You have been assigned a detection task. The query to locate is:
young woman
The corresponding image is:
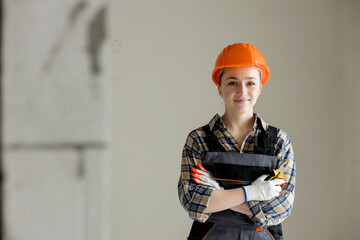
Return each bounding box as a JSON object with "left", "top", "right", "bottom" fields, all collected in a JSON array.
[{"left": 178, "top": 43, "right": 295, "bottom": 240}]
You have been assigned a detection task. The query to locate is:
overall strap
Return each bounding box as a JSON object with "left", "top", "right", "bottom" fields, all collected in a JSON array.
[
  {"left": 201, "top": 124, "right": 227, "bottom": 152},
  {"left": 264, "top": 125, "right": 278, "bottom": 155},
  {"left": 254, "top": 125, "right": 279, "bottom": 156}
]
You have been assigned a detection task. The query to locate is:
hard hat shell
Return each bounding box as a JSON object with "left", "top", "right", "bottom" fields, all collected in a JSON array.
[{"left": 211, "top": 43, "right": 270, "bottom": 86}]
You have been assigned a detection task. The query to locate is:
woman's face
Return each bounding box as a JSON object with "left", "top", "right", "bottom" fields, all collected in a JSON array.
[{"left": 218, "top": 66, "right": 262, "bottom": 115}]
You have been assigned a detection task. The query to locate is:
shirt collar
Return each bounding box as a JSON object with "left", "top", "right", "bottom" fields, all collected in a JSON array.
[
  {"left": 208, "top": 114, "right": 223, "bottom": 131},
  {"left": 253, "top": 113, "right": 268, "bottom": 132},
  {"left": 208, "top": 113, "right": 268, "bottom": 132}
]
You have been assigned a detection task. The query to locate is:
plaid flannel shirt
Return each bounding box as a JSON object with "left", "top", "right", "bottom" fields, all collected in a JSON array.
[{"left": 177, "top": 113, "right": 296, "bottom": 228}]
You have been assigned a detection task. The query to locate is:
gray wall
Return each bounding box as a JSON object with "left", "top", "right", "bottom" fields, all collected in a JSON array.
[{"left": 110, "top": 0, "right": 360, "bottom": 240}]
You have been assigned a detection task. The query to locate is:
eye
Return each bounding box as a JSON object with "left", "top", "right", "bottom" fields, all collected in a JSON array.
[
  {"left": 247, "top": 82, "right": 256, "bottom": 86},
  {"left": 228, "top": 81, "right": 237, "bottom": 86}
]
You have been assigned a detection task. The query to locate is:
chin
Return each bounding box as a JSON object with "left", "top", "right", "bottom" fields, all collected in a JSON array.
[{"left": 233, "top": 108, "right": 253, "bottom": 114}]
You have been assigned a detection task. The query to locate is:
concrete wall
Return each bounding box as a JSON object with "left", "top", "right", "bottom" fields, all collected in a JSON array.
[
  {"left": 110, "top": 0, "right": 360, "bottom": 239},
  {"left": 3, "top": 0, "right": 111, "bottom": 239}
]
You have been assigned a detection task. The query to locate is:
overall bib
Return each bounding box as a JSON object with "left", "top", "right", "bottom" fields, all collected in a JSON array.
[{"left": 187, "top": 121, "right": 283, "bottom": 240}]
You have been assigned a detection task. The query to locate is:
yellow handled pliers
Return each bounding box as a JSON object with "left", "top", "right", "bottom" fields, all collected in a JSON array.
[
  {"left": 265, "top": 169, "right": 284, "bottom": 181},
  {"left": 264, "top": 160, "right": 289, "bottom": 184}
]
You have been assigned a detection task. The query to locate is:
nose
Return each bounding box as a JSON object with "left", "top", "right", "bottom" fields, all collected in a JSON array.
[{"left": 236, "top": 83, "right": 247, "bottom": 95}]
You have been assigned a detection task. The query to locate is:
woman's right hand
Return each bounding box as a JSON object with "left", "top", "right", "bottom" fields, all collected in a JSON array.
[{"left": 242, "top": 175, "right": 285, "bottom": 202}]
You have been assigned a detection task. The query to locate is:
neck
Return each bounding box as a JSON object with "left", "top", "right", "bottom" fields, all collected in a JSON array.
[{"left": 221, "top": 110, "right": 255, "bottom": 134}]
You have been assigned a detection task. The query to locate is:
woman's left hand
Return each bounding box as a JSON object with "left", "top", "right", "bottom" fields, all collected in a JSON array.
[{"left": 191, "top": 164, "right": 224, "bottom": 190}]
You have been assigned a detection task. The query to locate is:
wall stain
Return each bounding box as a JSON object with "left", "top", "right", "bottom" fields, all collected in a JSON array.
[
  {"left": 42, "top": 1, "right": 88, "bottom": 74},
  {"left": 87, "top": 5, "right": 107, "bottom": 76},
  {"left": 69, "top": 1, "right": 87, "bottom": 23}
]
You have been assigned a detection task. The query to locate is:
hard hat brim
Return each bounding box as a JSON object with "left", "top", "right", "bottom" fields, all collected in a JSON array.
[{"left": 212, "top": 65, "right": 270, "bottom": 87}]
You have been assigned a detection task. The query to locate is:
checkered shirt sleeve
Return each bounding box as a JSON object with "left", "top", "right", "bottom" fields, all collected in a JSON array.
[{"left": 177, "top": 130, "right": 216, "bottom": 222}]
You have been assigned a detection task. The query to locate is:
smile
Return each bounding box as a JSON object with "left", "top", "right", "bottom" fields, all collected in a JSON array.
[{"left": 234, "top": 99, "right": 249, "bottom": 103}]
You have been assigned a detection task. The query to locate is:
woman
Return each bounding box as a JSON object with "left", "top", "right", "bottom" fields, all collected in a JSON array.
[{"left": 178, "top": 43, "right": 295, "bottom": 240}]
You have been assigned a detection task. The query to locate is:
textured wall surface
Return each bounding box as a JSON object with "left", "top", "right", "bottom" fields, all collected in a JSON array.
[
  {"left": 110, "top": 0, "right": 360, "bottom": 239},
  {"left": 3, "top": 0, "right": 111, "bottom": 239}
]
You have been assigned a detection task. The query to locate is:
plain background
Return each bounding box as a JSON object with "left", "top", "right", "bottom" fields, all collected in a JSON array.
[{"left": 110, "top": 1, "right": 360, "bottom": 239}]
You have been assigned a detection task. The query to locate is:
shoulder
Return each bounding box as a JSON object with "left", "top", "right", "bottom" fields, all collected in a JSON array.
[
  {"left": 257, "top": 114, "right": 293, "bottom": 151},
  {"left": 276, "top": 128, "right": 292, "bottom": 144},
  {"left": 256, "top": 113, "right": 292, "bottom": 146},
  {"left": 262, "top": 122, "right": 295, "bottom": 162},
  {"left": 186, "top": 127, "right": 205, "bottom": 142},
  {"left": 183, "top": 125, "right": 207, "bottom": 153},
  {"left": 183, "top": 113, "right": 221, "bottom": 152},
  {"left": 185, "top": 113, "right": 221, "bottom": 142},
  {"left": 271, "top": 127, "right": 293, "bottom": 155}
]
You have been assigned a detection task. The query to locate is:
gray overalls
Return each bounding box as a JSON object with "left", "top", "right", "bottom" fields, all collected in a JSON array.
[{"left": 187, "top": 121, "right": 283, "bottom": 240}]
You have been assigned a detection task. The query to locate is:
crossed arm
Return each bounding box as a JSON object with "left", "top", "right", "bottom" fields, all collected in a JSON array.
[{"left": 203, "top": 188, "right": 251, "bottom": 215}]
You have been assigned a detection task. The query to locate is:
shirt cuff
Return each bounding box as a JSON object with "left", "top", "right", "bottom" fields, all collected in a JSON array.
[
  {"left": 189, "top": 186, "right": 216, "bottom": 222},
  {"left": 247, "top": 201, "right": 267, "bottom": 227}
]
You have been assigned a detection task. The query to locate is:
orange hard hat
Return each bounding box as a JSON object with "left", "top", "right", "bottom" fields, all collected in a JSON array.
[{"left": 211, "top": 43, "right": 270, "bottom": 86}]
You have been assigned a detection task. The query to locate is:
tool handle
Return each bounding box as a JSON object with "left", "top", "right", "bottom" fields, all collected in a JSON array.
[
  {"left": 265, "top": 169, "right": 285, "bottom": 186},
  {"left": 265, "top": 169, "right": 278, "bottom": 181},
  {"left": 264, "top": 175, "right": 273, "bottom": 181}
]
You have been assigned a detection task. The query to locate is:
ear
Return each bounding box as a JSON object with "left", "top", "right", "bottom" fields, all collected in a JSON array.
[{"left": 218, "top": 86, "right": 223, "bottom": 98}]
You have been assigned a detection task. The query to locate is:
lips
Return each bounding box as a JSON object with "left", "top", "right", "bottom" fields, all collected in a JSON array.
[{"left": 234, "top": 99, "right": 249, "bottom": 103}]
